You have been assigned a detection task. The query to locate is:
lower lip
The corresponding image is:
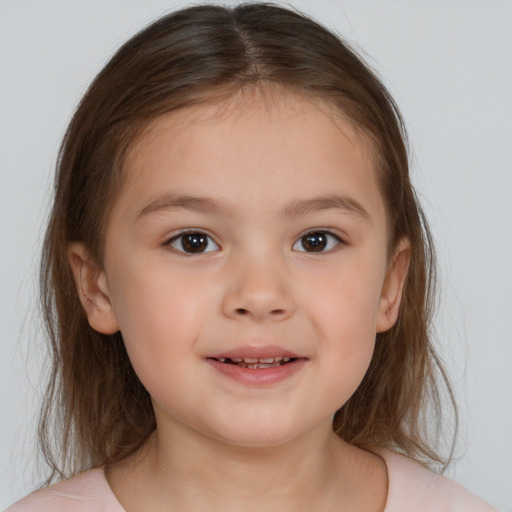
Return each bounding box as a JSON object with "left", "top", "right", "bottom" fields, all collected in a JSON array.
[{"left": 207, "top": 358, "right": 306, "bottom": 386}]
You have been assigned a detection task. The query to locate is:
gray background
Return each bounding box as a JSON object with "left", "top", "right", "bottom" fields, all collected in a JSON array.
[{"left": 1, "top": 1, "right": 511, "bottom": 510}]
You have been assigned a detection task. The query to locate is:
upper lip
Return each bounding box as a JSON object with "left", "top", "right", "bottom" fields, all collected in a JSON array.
[{"left": 208, "top": 345, "right": 305, "bottom": 360}]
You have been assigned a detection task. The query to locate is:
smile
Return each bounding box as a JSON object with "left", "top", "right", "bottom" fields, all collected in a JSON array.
[
  {"left": 212, "top": 356, "right": 295, "bottom": 369},
  {"left": 206, "top": 348, "right": 306, "bottom": 386}
]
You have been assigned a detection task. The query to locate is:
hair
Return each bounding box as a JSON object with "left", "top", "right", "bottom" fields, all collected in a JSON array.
[{"left": 39, "top": 2, "right": 456, "bottom": 483}]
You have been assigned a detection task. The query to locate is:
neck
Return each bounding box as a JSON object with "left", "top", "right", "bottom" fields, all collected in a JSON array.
[{"left": 106, "top": 419, "right": 387, "bottom": 512}]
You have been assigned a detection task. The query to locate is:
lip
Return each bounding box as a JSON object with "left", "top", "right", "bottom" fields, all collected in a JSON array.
[
  {"left": 206, "top": 345, "right": 307, "bottom": 386},
  {"left": 208, "top": 345, "right": 303, "bottom": 360}
]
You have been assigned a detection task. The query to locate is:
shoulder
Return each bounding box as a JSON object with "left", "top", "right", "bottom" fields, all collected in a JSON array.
[
  {"left": 5, "top": 468, "right": 125, "bottom": 512},
  {"left": 380, "top": 450, "right": 498, "bottom": 512}
]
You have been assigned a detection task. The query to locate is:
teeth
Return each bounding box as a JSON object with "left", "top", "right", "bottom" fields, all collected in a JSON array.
[
  {"left": 216, "top": 356, "right": 295, "bottom": 366},
  {"left": 240, "top": 357, "right": 290, "bottom": 364}
]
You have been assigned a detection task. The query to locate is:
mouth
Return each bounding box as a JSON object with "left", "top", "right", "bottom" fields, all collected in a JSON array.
[
  {"left": 206, "top": 346, "right": 307, "bottom": 385},
  {"left": 208, "top": 356, "right": 298, "bottom": 370}
]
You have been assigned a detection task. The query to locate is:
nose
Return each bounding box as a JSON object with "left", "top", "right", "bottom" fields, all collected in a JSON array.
[{"left": 221, "top": 253, "right": 296, "bottom": 322}]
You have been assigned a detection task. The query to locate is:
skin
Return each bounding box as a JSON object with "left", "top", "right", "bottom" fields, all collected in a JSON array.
[{"left": 70, "top": 91, "right": 410, "bottom": 512}]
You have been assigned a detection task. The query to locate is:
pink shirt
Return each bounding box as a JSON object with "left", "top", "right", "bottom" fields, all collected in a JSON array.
[{"left": 6, "top": 450, "right": 498, "bottom": 511}]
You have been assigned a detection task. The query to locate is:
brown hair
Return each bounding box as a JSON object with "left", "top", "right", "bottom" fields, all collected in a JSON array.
[{"left": 39, "top": 2, "right": 456, "bottom": 482}]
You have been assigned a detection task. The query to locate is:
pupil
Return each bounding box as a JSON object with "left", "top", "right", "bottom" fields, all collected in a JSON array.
[
  {"left": 302, "top": 233, "right": 326, "bottom": 252},
  {"left": 182, "top": 234, "right": 207, "bottom": 253}
]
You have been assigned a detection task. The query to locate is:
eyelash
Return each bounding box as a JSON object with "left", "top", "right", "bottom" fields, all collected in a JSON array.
[
  {"left": 166, "top": 231, "right": 220, "bottom": 254},
  {"left": 294, "top": 230, "right": 343, "bottom": 253},
  {"left": 165, "top": 229, "right": 344, "bottom": 255}
]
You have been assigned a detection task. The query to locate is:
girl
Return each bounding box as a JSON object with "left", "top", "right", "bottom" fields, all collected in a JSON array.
[{"left": 6, "top": 3, "right": 498, "bottom": 511}]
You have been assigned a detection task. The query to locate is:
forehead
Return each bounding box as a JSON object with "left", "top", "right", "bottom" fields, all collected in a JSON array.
[
  {"left": 116, "top": 90, "right": 385, "bottom": 224},
  {"left": 126, "top": 87, "right": 374, "bottom": 166}
]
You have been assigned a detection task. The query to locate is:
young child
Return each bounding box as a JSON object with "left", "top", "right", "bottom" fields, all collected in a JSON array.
[{"left": 7, "top": 3, "right": 498, "bottom": 511}]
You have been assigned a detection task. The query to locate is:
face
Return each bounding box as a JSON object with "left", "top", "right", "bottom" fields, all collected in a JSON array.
[{"left": 71, "top": 92, "right": 409, "bottom": 448}]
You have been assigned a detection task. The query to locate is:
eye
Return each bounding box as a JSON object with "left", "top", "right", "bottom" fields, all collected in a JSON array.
[
  {"left": 293, "top": 231, "right": 342, "bottom": 253},
  {"left": 167, "top": 232, "right": 220, "bottom": 254}
]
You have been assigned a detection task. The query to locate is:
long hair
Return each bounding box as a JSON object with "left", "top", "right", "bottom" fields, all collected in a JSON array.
[{"left": 39, "top": 2, "right": 456, "bottom": 482}]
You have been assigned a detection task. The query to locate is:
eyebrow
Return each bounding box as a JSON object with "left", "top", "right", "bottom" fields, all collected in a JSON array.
[{"left": 137, "top": 193, "right": 370, "bottom": 220}]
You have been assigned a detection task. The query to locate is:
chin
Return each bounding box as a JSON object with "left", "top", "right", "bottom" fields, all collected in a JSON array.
[{"left": 200, "top": 415, "right": 319, "bottom": 450}]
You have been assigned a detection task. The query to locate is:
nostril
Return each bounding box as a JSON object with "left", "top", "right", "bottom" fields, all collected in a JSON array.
[{"left": 234, "top": 308, "right": 286, "bottom": 317}]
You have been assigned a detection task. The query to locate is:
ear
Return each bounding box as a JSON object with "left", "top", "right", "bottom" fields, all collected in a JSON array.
[
  {"left": 68, "top": 242, "right": 120, "bottom": 334},
  {"left": 376, "top": 238, "right": 411, "bottom": 333}
]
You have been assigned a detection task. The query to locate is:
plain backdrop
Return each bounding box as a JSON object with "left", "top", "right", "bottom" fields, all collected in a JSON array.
[{"left": 1, "top": 0, "right": 511, "bottom": 510}]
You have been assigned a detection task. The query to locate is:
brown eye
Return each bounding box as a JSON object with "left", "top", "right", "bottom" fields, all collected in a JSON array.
[
  {"left": 293, "top": 231, "right": 341, "bottom": 253},
  {"left": 169, "top": 232, "right": 219, "bottom": 254}
]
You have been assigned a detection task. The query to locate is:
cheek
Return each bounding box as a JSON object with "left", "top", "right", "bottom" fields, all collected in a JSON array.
[
  {"left": 107, "top": 260, "right": 211, "bottom": 376},
  {"left": 299, "top": 257, "right": 384, "bottom": 397},
  {"left": 316, "top": 310, "right": 377, "bottom": 413},
  {"left": 302, "top": 253, "right": 385, "bottom": 334}
]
